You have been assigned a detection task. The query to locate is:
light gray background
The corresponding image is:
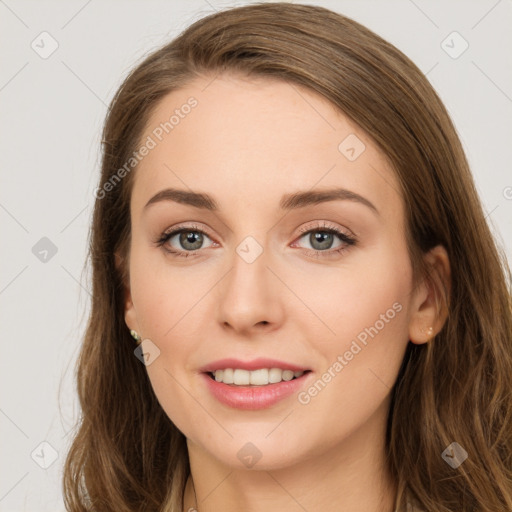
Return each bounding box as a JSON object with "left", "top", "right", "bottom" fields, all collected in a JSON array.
[{"left": 1, "top": 0, "right": 511, "bottom": 510}]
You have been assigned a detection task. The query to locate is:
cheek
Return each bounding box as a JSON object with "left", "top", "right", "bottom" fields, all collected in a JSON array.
[
  {"left": 303, "top": 245, "right": 411, "bottom": 349},
  {"left": 294, "top": 266, "right": 410, "bottom": 446},
  {"left": 128, "top": 246, "right": 211, "bottom": 431},
  {"left": 128, "top": 243, "right": 198, "bottom": 337},
  {"left": 310, "top": 245, "right": 412, "bottom": 394}
]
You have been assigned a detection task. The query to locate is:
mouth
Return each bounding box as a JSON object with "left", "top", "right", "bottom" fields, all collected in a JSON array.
[
  {"left": 199, "top": 358, "right": 313, "bottom": 409},
  {"left": 205, "top": 368, "right": 313, "bottom": 387}
]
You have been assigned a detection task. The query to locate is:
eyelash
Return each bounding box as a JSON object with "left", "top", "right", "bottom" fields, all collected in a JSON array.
[{"left": 154, "top": 222, "right": 357, "bottom": 259}]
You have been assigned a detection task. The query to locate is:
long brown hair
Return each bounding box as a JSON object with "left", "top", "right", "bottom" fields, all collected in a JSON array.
[{"left": 62, "top": 3, "right": 512, "bottom": 511}]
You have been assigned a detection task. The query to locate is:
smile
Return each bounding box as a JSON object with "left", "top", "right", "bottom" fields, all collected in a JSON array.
[
  {"left": 210, "top": 368, "right": 307, "bottom": 386},
  {"left": 202, "top": 370, "right": 313, "bottom": 410}
]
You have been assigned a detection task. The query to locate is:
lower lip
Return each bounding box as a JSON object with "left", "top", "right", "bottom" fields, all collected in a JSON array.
[{"left": 202, "top": 372, "right": 312, "bottom": 410}]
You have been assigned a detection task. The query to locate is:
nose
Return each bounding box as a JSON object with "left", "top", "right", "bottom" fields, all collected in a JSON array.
[{"left": 216, "top": 244, "right": 284, "bottom": 336}]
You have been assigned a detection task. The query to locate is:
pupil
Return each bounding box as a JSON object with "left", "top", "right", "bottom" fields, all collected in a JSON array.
[
  {"left": 180, "top": 231, "right": 203, "bottom": 250},
  {"left": 311, "top": 231, "right": 333, "bottom": 250}
]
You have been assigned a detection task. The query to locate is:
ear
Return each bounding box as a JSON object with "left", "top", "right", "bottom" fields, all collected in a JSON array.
[
  {"left": 115, "top": 250, "right": 139, "bottom": 333},
  {"left": 408, "top": 245, "right": 451, "bottom": 344}
]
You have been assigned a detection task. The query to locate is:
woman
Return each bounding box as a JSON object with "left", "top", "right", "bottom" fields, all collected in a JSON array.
[{"left": 62, "top": 3, "right": 512, "bottom": 511}]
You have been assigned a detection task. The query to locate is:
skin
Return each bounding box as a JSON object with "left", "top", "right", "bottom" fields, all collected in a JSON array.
[{"left": 122, "top": 73, "right": 450, "bottom": 512}]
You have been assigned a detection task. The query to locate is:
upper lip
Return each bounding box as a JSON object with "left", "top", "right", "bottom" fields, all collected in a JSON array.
[{"left": 199, "top": 358, "right": 311, "bottom": 373}]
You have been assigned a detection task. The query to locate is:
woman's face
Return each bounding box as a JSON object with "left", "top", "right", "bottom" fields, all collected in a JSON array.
[{"left": 123, "top": 73, "right": 428, "bottom": 470}]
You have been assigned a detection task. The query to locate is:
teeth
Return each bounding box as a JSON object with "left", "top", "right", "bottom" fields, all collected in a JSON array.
[
  {"left": 234, "top": 369, "right": 250, "bottom": 385},
  {"left": 248, "top": 368, "right": 267, "bottom": 385},
  {"left": 212, "top": 368, "right": 305, "bottom": 386}
]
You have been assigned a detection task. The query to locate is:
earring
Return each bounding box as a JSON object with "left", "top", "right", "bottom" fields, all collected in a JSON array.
[
  {"left": 130, "top": 329, "right": 142, "bottom": 345},
  {"left": 421, "top": 326, "right": 434, "bottom": 340}
]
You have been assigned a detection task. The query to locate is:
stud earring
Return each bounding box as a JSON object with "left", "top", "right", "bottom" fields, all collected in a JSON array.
[
  {"left": 421, "top": 326, "right": 434, "bottom": 340},
  {"left": 130, "top": 329, "right": 142, "bottom": 345}
]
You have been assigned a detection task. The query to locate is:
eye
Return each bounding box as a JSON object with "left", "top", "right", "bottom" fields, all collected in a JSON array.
[
  {"left": 292, "top": 222, "right": 357, "bottom": 258},
  {"left": 155, "top": 224, "right": 215, "bottom": 258}
]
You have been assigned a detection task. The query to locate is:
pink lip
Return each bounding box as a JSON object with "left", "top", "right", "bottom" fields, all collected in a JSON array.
[
  {"left": 199, "top": 358, "right": 310, "bottom": 373},
  {"left": 201, "top": 371, "right": 313, "bottom": 410}
]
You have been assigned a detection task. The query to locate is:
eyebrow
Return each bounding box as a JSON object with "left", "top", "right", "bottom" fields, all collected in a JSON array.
[{"left": 143, "top": 187, "right": 379, "bottom": 215}]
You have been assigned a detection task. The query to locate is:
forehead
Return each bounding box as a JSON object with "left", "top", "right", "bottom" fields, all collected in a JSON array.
[{"left": 132, "top": 73, "right": 402, "bottom": 221}]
